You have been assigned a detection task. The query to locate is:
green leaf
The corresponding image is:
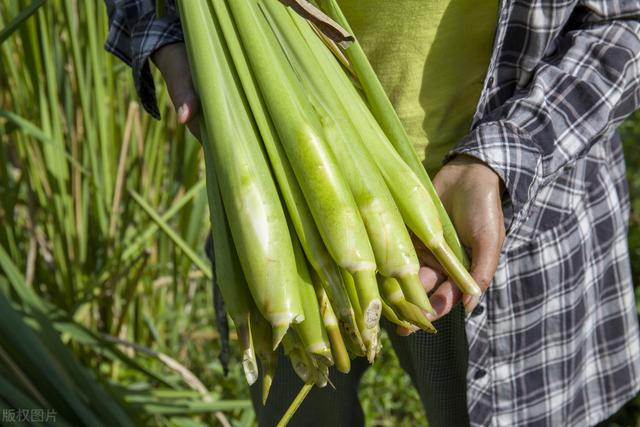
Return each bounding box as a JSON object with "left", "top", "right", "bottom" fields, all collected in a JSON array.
[{"left": 0, "top": 0, "right": 46, "bottom": 45}]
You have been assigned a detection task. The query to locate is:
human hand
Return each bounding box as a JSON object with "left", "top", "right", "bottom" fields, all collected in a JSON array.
[
  {"left": 152, "top": 42, "right": 201, "bottom": 140},
  {"left": 414, "top": 154, "right": 505, "bottom": 324}
]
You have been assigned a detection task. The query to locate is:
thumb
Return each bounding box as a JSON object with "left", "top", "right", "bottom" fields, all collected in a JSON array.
[
  {"left": 152, "top": 43, "right": 201, "bottom": 138},
  {"left": 175, "top": 93, "right": 199, "bottom": 125},
  {"left": 462, "top": 230, "right": 504, "bottom": 314}
]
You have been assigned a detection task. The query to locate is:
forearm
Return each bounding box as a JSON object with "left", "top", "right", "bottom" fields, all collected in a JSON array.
[
  {"left": 104, "top": 0, "right": 184, "bottom": 118},
  {"left": 452, "top": 3, "right": 640, "bottom": 234}
]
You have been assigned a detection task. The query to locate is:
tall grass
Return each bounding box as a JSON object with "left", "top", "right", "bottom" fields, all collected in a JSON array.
[{"left": 0, "top": 1, "right": 252, "bottom": 425}]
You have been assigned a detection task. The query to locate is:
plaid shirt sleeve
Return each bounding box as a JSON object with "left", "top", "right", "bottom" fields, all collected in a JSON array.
[
  {"left": 452, "top": 1, "right": 640, "bottom": 236},
  {"left": 104, "top": 0, "right": 183, "bottom": 119}
]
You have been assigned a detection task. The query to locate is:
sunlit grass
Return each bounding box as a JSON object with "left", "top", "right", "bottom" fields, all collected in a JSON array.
[{"left": 0, "top": 1, "right": 250, "bottom": 425}]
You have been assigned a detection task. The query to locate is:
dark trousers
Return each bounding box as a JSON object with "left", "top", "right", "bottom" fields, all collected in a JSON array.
[{"left": 249, "top": 305, "right": 469, "bottom": 427}]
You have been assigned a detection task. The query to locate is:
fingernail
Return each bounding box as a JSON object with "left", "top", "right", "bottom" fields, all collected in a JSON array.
[
  {"left": 397, "top": 327, "right": 414, "bottom": 337},
  {"left": 465, "top": 296, "right": 479, "bottom": 314},
  {"left": 177, "top": 104, "right": 188, "bottom": 123},
  {"left": 430, "top": 295, "right": 446, "bottom": 314}
]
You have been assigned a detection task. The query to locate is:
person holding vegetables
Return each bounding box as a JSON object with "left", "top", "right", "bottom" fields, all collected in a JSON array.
[{"left": 105, "top": 0, "right": 640, "bottom": 426}]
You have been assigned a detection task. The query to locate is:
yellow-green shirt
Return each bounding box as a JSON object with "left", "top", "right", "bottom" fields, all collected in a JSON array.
[{"left": 338, "top": 0, "right": 498, "bottom": 176}]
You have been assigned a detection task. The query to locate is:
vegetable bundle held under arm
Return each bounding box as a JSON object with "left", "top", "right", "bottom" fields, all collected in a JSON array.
[
  {"left": 177, "top": 0, "right": 482, "bottom": 423},
  {"left": 209, "top": 0, "right": 364, "bottom": 353}
]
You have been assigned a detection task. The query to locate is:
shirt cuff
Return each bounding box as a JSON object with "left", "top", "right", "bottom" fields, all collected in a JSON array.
[
  {"left": 130, "top": 11, "right": 183, "bottom": 119},
  {"left": 447, "top": 121, "right": 544, "bottom": 233}
]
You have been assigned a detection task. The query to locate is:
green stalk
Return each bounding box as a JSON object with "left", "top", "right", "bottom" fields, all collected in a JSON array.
[
  {"left": 129, "top": 189, "right": 212, "bottom": 278},
  {"left": 120, "top": 180, "right": 205, "bottom": 264},
  {"left": 381, "top": 300, "right": 416, "bottom": 331},
  {"left": 37, "top": 8, "right": 75, "bottom": 297},
  {"left": 226, "top": 0, "right": 382, "bottom": 330},
  {"left": 202, "top": 130, "right": 257, "bottom": 385},
  {"left": 0, "top": 0, "right": 45, "bottom": 44},
  {"left": 357, "top": 121, "right": 480, "bottom": 296},
  {"left": 378, "top": 276, "right": 436, "bottom": 333},
  {"left": 341, "top": 269, "right": 376, "bottom": 361},
  {"left": 311, "top": 270, "right": 350, "bottom": 373},
  {"left": 202, "top": 139, "right": 250, "bottom": 318},
  {"left": 261, "top": 354, "right": 277, "bottom": 405},
  {"left": 340, "top": 267, "right": 365, "bottom": 357},
  {"left": 178, "top": 0, "right": 304, "bottom": 332},
  {"left": 276, "top": 382, "right": 314, "bottom": 427},
  {"left": 250, "top": 305, "right": 277, "bottom": 403},
  {"left": 86, "top": 0, "right": 114, "bottom": 205},
  {"left": 290, "top": 235, "right": 332, "bottom": 362},
  {"left": 319, "top": 0, "right": 469, "bottom": 268}
]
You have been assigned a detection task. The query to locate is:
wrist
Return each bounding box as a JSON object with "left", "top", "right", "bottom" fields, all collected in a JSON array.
[
  {"left": 446, "top": 154, "right": 505, "bottom": 194},
  {"left": 151, "top": 42, "right": 186, "bottom": 72}
]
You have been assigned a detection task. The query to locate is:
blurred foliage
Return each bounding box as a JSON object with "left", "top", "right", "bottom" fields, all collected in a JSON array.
[
  {"left": 359, "top": 333, "right": 427, "bottom": 426},
  {"left": 599, "top": 113, "right": 640, "bottom": 427},
  {"left": 621, "top": 112, "right": 640, "bottom": 282},
  {"left": 0, "top": 1, "right": 251, "bottom": 425}
]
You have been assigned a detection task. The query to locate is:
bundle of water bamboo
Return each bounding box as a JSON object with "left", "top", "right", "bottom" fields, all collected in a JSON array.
[{"left": 177, "top": 0, "right": 480, "bottom": 422}]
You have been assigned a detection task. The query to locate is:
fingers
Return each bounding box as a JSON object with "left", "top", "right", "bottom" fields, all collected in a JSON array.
[
  {"left": 415, "top": 230, "right": 502, "bottom": 318},
  {"left": 395, "top": 325, "right": 418, "bottom": 336},
  {"left": 413, "top": 155, "right": 506, "bottom": 319},
  {"left": 175, "top": 92, "right": 199, "bottom": 125},
  {"left": 415, "top": 234, "right": 446, "bottom": 293},
  {"left": 152, "top": 43, "right": 202, "bottom": 140},
  {"left": 418, "top": 265, "right": 446, "bottom": 294},
  {"left": 426, "top": 280, "right": 463, "bottom": 322},
  {"left": 176, "top": 96, "right": 201, "bottom": 140},
  {"left": 462, "top": 227, "right": 505, "bottom": 314},
  {"left": 394, "top": 278, "right": 462, "bottom": 332}
]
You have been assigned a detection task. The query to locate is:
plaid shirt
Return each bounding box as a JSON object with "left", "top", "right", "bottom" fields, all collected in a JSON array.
[{"left": 105, "top": 1, "right": 640, "bottom": 426}]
